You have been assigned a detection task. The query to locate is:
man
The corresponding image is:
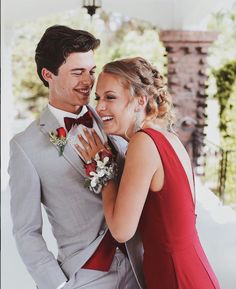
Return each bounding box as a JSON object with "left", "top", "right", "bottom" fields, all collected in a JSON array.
[{"left": 8, "top": 25, "right": 145, "bottom": 289}]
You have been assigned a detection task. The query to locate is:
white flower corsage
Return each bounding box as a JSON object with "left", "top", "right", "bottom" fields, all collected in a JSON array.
[{"left": 84, "top": 150, "right": 117, "bottom": 194}]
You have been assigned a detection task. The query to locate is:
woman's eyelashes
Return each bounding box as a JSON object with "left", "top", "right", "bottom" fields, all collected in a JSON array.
[
  {"left": 94, "top": 94, "right": 117, "bottom": 101},
  {"left": 106, "top": 95, "right": 117, "bottom": 100}
]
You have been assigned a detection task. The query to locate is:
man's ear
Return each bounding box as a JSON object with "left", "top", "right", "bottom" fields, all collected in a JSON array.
[
  {"left": 41, "top": 68, "right": 53, "bottom": 83},
  {"left": 135, "top": 95, "right": 147, "bottom": 112}
]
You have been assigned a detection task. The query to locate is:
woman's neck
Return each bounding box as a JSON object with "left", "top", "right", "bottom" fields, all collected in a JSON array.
[
  {"left": 142, "top": 121, "right": 165, "bottom": 131},
  {"left": 122, "top": 121, "right": 165, "bottom": 142}
]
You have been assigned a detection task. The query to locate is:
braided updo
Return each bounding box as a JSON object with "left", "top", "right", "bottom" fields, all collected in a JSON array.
[{"left": 102, "top": 57, "right": 174, "bottom": 128}]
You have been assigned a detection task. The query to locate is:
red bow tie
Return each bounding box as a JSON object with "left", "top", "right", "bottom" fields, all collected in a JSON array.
[{"left": 64, "top": 110, "right": 93, "bottom": 132}]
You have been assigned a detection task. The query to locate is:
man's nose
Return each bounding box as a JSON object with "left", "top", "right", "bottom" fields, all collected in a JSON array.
[{"left": 81, "top": 73, "right": 94, "bottom": 86}]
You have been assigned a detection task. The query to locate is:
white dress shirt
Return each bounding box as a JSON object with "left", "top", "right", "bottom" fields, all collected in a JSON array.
[
  {"left": 48, "top": 104, "right": 88, "bottom": 128},
  {"left": 48, "top": 104, "right": 107, "bottom": 161}
]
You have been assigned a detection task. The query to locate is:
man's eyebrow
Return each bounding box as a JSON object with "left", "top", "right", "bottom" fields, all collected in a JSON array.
[{"left": 70, "top": 66, "right": 97, "bottom": 72}]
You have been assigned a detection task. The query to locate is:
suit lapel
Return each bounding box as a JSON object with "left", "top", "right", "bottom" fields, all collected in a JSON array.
[
  {"left": 87, "top": 104, "right": 108, "bottom": 142},
  {"left": 39, "top": 107, "right": 86, "bottom": 177}
]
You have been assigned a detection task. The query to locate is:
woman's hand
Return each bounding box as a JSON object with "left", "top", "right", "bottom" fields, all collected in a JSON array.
[{"left": 75, "top": 128, "right": 111, "bottom": 163}]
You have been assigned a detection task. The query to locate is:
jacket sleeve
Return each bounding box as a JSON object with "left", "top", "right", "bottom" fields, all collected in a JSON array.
[
  {"left": 109, "top": 135, "right": 128, "bottom": 182},
  {"left": 8, "top": 139, "right": 67, "bottom": 289}
]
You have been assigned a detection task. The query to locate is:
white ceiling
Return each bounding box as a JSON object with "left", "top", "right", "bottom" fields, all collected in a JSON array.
[{"left": 2, "top": 0, "right": 235, "bottom": 30}]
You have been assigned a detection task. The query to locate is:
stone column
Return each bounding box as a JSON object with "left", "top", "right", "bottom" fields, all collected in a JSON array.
[{"left": 159, "top": 30, "right": 218, "bottom": 168}]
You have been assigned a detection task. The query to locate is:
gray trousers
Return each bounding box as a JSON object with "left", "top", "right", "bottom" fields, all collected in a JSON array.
[{"left": 64, "top": 249, "right": 140, "bottom": 289}]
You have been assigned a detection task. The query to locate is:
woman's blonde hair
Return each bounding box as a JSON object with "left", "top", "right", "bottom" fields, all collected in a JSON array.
[{"left": 102, "top": 57, "right": 174, "bottom": 129}]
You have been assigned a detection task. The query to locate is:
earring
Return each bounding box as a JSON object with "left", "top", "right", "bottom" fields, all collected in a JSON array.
[
  {"left": 124, "top": 128, "right": 131, "bottom": 141},
  {"left": 134, "top": 110, "right": 143, "bottom": 132}
]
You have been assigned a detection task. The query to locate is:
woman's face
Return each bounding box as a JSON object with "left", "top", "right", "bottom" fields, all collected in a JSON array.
[{"left": 95, "top": 72, "right": 136, "bottom": 137}]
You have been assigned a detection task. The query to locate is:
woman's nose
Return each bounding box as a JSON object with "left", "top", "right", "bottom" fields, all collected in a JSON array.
[{"left": 96, "top": 100, "right": 106, "bottom": 112}]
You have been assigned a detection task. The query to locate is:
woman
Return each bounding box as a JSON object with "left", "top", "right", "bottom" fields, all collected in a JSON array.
[{"left": 76, "top": 57, "right": 220, "bottom": 289}]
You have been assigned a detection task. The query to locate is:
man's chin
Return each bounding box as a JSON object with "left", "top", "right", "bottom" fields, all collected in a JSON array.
[{"left": 76, "top": 99, "right": 89, "bottom": 108}]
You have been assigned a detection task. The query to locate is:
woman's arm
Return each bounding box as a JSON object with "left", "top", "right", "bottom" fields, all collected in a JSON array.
[
  {"left": 102, "top": 132, "right": 160, "bottom": 242},
  {"left": 76, "top": 129, "right": 161, "bottom": 242}
]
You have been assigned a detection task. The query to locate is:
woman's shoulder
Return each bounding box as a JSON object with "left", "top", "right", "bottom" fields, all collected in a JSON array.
[
  {"left": 130, "top": 129, "right": 154, "bottom": 145},
  {"left": 126, "top": 129, "right": 162, "bottom": 173},
  {"left": 127, "top": 129, "right": 159, "bottom": 157}
]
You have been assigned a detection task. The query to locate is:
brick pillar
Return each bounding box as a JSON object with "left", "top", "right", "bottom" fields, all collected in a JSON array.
[{"left": 159, "top": 30, "right": 218, "bottom": 167}]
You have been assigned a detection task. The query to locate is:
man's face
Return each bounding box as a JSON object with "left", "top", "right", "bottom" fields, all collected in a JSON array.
[{"left": 48, "top": 50, "right": 96, "bottom": 113}]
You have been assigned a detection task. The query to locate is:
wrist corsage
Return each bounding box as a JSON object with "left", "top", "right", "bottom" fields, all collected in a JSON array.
[{"left": 84, "top": 150, "right": 118, "bottom": 194}]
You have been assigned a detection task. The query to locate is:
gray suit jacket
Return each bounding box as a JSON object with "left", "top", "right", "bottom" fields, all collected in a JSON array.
[{"left": 8, "top": 105, "right": 145, "bottom": 289}]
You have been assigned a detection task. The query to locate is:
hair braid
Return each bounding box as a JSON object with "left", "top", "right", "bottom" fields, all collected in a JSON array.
[{"left": 102, "top": 57, "right": 175, "bottom": 129}]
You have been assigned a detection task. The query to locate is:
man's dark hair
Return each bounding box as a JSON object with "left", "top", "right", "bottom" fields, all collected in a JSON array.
[{"left": 35, "top": 25, "right": 100, "bottom": 87}]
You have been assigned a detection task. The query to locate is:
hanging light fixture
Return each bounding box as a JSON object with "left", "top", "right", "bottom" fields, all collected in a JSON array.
[{"left": 82, "top": 0, "right": 102, "bottom": 18}]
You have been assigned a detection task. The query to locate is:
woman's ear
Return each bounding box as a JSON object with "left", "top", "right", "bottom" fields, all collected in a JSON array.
[
  {"left": 41, "top": 68, "right": 53, "bottom": 83},
  {"left": 135, "top": 95, "right": 147, "bottom": 112}
]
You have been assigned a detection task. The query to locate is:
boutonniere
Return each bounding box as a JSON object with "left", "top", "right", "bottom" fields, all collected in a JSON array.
[{"left": 49, "top": 127, "right": 68, "bottom": 156}]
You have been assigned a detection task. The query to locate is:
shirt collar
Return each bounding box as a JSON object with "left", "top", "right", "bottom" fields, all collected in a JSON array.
[{"left": 48, "top": 104, "right": 88, "bottom": 128}]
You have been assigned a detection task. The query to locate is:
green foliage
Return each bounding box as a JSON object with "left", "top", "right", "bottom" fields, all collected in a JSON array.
[
  {"left": 211, "top": 60, "right": 236, "bottom": 203},
  {"left": 213, "top": 60, "right": 236, "bottom": 137},
  {"left": 207, "top": 2, "right": 236, "bottom": 70},
  {"left": 205, "top": 4, "right": 236, "bottom": 203},
  {"left": 219, "top": 80, "right": 236, "bottom": 203}
]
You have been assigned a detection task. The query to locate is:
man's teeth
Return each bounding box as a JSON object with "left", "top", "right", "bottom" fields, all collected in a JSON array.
[
  {"left": 79, "top": 89, "right": 89, "bottom": 93},
  {"left": 101, "top": 116, "right": 113, "bottom": 121}
]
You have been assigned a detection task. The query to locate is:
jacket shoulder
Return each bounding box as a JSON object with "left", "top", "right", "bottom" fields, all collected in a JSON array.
[
  {"left": 109, "top": 135, "right": 128, "bottom": 155},
  {"left": 10, "top": 118, "right": 40, "bottom": 146}
]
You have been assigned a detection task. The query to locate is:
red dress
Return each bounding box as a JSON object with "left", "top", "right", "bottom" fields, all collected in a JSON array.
[{"left": 138, "top": 128, "right": 220, "bottom": 289}]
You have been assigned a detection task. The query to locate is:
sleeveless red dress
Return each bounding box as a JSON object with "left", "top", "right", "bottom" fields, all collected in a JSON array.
[{"left": 138, "top": 128, "right": 220, "bottom": 289}]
